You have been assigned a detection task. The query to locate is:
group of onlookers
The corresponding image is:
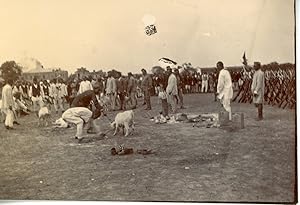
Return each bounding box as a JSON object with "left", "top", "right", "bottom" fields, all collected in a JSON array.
[{"left": 1, "top": 61, "right": 264, "bottom": 131}]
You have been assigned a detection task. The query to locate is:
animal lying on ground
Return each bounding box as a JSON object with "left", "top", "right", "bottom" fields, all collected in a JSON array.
[{"left": 110, "top": 110, "right": 134, "bottom": 137}]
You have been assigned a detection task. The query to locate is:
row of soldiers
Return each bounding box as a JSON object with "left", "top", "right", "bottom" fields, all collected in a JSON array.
[{"left": 233, "top": 64, "right": 295, "bottom": 109}]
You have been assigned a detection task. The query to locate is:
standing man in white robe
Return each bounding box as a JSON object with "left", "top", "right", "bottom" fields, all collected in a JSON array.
[
  {"left": 251, "top": 61, "right": 265, "bottom": 121},
  {"left": 166, "top": 67, "right": 178, "bottom": 114},
  {"left": 216, "top": 61, "right": 233, "bottom": 121},
  {"left": 1, "top": 79, "right": 17, "bottom": 129}
]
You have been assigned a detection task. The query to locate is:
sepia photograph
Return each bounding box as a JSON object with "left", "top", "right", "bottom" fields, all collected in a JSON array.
[{"left": 0, "top": 0, "right": 296, "bottom": 203}]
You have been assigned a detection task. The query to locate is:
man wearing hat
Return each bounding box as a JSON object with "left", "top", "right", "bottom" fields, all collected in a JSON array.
[
  {"left": 166, "top": 67, "right": 178, "bottom": 114},
  {"left": 251, "top": 61, "right": 265, "bottom": 121},
  {"left": 141, "top": 68, "right": 152, "bottom": 110}
]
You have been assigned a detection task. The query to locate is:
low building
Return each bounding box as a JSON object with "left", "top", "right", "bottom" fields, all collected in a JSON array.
[
  {"left": 74, "top": 67, "right": 106, "bottom": 80},
  {"left": 22, "top": 68, "right": 68, "bottom": 82}
]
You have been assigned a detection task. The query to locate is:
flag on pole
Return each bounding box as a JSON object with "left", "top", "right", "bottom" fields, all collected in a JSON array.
[{"left": 242, "top": 51, "right": 247, "bottom": 66}]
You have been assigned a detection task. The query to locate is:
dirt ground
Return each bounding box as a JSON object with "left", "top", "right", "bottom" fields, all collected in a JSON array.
[{"left": 0, "top": 93, "right": 296, "bottom": 202}]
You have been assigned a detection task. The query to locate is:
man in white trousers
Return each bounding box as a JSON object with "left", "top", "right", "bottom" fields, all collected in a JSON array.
[
  {"left": 201, "top": 72, "right": 208, "bottom": 93},
  {"left": 216, "top": 61, "right": 233, "bottom": 121},
  {"left": 166, "top": 67, "right": 178, "bottom": 114},
  {"left": 1, "top": 79, "right": 18, "bottom": 129},
  {"left": 62, "top": 107, "right": 102, "bottom": 141}
]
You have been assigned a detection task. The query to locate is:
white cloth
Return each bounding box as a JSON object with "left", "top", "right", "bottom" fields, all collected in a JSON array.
[
  {"left": 62, "top": 107, "right": 92, "bottom": 138},
  {"left": 158, "top": 91, "right": 167, "bottom": 100},
  {"left": 78, "top": 80, "right": 93, "bottom": 95},
  {"left": 5, "top": 109, "right": 14, "bottom": 127},
  {"left": 166, "top": 73, "right": 178, "bottom": 95},
  {"left": 217, "top": 68, "right": 233, "bottom": 113},
  {"left": 201, "top": 80, "right": 208, "bottom": 93},
  {"left": 12, "top": 86, "right": 19, "bottom": 96}
]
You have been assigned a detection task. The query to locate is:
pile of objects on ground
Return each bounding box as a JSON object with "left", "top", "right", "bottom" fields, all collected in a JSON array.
[{"left": 150, "top": 112, "right": 220, "bottom": 128}]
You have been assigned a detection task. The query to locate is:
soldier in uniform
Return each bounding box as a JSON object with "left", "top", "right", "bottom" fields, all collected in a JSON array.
[{"left": 251, "top": 61, "right": 265, "bottom": 121}]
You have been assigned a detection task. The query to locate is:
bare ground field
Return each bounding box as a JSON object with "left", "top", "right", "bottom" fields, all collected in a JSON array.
[{"left": 0, "top": 93, "right": 296, "bottom": 202}]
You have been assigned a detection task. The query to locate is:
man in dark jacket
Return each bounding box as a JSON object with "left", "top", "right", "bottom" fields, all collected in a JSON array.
[
  {"left": 71, "top": 83, "right": 103, "bottom": 133},
  {"left": 174, "top": 68, "right": 185, "bottom": 109},
  {"left": 141, "top": 68, "right": 152, "bottom": 110},
  {"left": 117, "top": 75, "right": 128, "bottom": 110},
  {"left": 127, "top": 72, "right": 138, "bottom": 109}
]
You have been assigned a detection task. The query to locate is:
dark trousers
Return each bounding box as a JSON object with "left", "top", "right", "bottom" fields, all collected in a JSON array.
[
  {"left": 255, "top": 103, "right": 263, "bottom": 119},
  {"left": 161, "top": 99, "right": 168, "bottom": 117},
  {"left": 144, "top": 89, "right": 151, "bottom": 109},
  {"left": 178, "top": 88, "right": 184, "bottom": 107},
  {"left": 118, "top": 92, "right": 126, "bottom": 110}
]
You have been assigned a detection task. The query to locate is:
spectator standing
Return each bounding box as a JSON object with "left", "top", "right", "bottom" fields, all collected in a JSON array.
[
  {"left": 106, "top": 71, "right": 117, "bottom": 111},
  {"left": 127, "top": 72, "right": 137, "bottom": 109},
  {"left": 141, "top": 68, "right": 152, "bottom": 110},
  {"left": 1, "top": 79, "right": 18, "bottom": 129},
  {"left": 174, "top": 68, "right": 185, "bottom": 109},
  {"left": 251, "top": 61, "right": 265, "bottom": 121},
  {"left": 166, "top": 67, "right": 178, "bottom": 114},
  {"left": 78, "top": 76, "right": 93, "bottom": 95},
  {"left": 29, "top": 77, "right": 43, "bottom": 116},
  {"left": 201, "top": 72, "right": 208, "bottom": 93},
  {"left": 117, "top": 75, "right": 128, "bottom": 110},
  {"left": 216, "top": 61, "right": 233, "bottom": 121}
]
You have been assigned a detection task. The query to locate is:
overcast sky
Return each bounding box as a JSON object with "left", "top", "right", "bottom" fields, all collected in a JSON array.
[{"left": 0, "top": 0, "right": 295, "bottom": 74}]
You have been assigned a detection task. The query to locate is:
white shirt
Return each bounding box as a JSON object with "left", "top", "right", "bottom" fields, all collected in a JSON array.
[{"left": 78, "top": 80, "right": 93, "bottom": 95}]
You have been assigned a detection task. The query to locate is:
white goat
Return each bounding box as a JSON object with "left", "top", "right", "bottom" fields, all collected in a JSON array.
[{"left": 110, "top": 110, "right": 135, "bottom": 137}]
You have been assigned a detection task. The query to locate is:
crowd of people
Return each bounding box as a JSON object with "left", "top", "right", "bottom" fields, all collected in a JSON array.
[{"left": 1, "top": 61, "right": 265, "bottom": 140}]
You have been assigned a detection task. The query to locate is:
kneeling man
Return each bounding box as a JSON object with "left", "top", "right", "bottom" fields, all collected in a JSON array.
[{"left": 62, "top": 107, "right": 102, "bottom": 141}]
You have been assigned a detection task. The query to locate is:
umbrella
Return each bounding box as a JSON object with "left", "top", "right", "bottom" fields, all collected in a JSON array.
[{"left": 158, "top": 57, "right": 177, "bottom": 69}]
